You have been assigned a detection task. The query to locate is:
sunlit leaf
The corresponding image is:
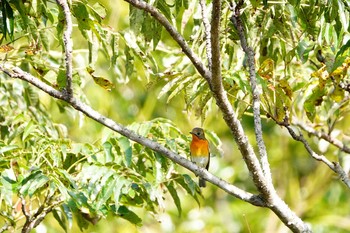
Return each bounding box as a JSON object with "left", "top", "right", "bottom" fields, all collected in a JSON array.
[
  {"left": 258, "top": 58, "right": 274, "bottom": 80},
  {"left": 0, "top": 145, "right": 19, "bottom": 154},
  {"left": 118, "top": 137, "right": 132, "bottom": 167},
  {"left": 22, "top": 120, "right": 36, "bottom": 141},
  {"left": 103, "top": 141, "right": 114, "bottom": 163},
  {"left": 20, "top": 170, "right": 49, "bottom": 197},
  {"left": 92, "top": 75, "right": 115, "bottom": 91},
  {"left": 278, "top": 79, "right": 293, "bottom": 99},
  {"left": 0, "top": 44, "right": 14, "bottom": 53},
  {"left": 95, "top": 177, "right": 116, "bottom": 210},
  {"left": 91, "top": 2, "right": 107, "bottom": 19}
]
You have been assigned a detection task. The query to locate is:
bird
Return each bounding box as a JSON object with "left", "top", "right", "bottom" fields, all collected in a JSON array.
[{"left": 189, "top": 127, "right": 210, "bottom": 187}]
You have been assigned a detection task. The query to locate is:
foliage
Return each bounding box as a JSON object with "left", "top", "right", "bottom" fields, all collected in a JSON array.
[
  {"left": 1, "top": 0, "right": 350, "bottom": 232},
  {"left": 0, "top": 79, "right": 204, "bottom": 230}
]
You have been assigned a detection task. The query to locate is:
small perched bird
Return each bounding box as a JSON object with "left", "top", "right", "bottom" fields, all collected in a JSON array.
[{"left": 190, "top": 127, "right": 210, "bottom": 187}]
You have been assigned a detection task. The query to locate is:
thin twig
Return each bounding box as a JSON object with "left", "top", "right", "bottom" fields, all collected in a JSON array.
[
  {"left": 1, "top": 65, "right": 266, "bottom": 207},
  {"left": 295, "top": 121, "right": 350, "bottom": 154},
  {"left": 125, "top": 0, "right": 211, "bottom": 81},
  {"left": 282, "top": 121, "right": 350, "bottom": 189},
  {"left": 199, "top": 0, "right": 212, "bottom": 70},
  {"left": 56, "top": 0, "right": 73, "bottom": 98},
  {"left": 20, "top": 196, "right": 30, "bottom": 221},
  {"left": 230, "top": 1, "right": 272, "bottom": 186}
]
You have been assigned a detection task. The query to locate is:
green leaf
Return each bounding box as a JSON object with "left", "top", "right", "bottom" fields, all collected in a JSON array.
[
  {"left": 20, "top": 170, "right": 49, "bottom": 197},
  {"left": 124, "top": 46, "right": 134, "bottom": 78},
  {"left": 1, "top": 0, "right": 14, "bottom": 39},
  {"left": 174, "top": 174, "right": 200, "bottom": 205},
  {"left": 166, "top": 182, "right": 182, "bottom": 216},
  {"left": 95, "top": 177, "right": 117, "bottom": 210},
  {"left": 22, "top": 120, "right": 36, "bottom": 141},
  {"left": 91, "top": 2, "right": 107, "bottom": 19},
  {"left": 114, "top": 177, "right": 130, "bottom": 208},
  {"left": 57, "top": 69, "right": 66, "bottom": 89},
  {"left": 304, "top": 87, "right": 326, "bottom": 122},
  {"left": 72, "top": 1, "right": 92, "bottom": 39},
  {"left": 117, "top": 206, "right": 142, "bottom": 226},
  {"left": 129, "top": 6, "right": 145, "bottom": 34},
  {"left": 297, "top": 40, "right": 313, "bottom": 63},
  {"left": 103, "top": 141, "right": 114, "bottom": 163},
  {"left": 337, "top": 0, "right": 348, "bottom": 31},
  {"left": 0, "top": 145, "right": 19, "bottom": 154},
  {"left": 155, "top": 0, "right": 172, "bottom": 21},
  {"left": 52, "top": 208, "right": 69, "bottom": 233},
  {"left": 39, "top": 29, "right": 50, "bottom": 51},
  {"left": 118, "top": 137, "right": 132, "bottom": 167},
  {"left": 205, "top": 130, "right": 224, "bottom": 158},
  {"left": 1, "top": 168, "right": 17, "bottom": 205}
]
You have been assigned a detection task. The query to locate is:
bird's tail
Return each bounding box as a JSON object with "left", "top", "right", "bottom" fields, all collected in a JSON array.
[{"left": 199, "top": 178, "right": 206, "bottom": 188}]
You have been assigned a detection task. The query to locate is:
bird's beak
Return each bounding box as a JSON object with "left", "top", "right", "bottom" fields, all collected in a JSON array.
[{"left": 189, "top": 131, "right": 193, "bottom": 134}]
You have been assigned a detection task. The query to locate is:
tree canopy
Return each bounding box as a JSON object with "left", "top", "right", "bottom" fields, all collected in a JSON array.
[{"left": 1, "top": 0, "right": 350, "bottom": 232}]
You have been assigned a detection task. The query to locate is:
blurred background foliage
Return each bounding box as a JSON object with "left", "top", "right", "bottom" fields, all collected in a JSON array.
[{"left": 1, "top": 0, "right": 350, "bottom": 232}]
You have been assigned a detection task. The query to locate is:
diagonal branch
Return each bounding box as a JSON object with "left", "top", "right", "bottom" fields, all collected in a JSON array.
[
  {"left": 281, "top": 121, "right": 350, "bottom": 189},
  {"left": 56, "top": 0, "right": 73, "bottom": 98},
  {"left": 1, "top": 65, "right": 266, "bottom": 208},
  {"left": 199, "top": 0, "right": 212, "bottom": 70},
  {"left": 124, "top": 0, "right": 211, "bottom": 81},
  {"left": 230, "top": 1, "right": 272, "bottom": 185},
  {"left": 295, "top": 121, "right": 350, "bottom": 154}
]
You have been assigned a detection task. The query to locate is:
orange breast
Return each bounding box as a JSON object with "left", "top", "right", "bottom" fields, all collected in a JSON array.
[{"left": 190, "top": 137, "right": 209, "bottom": 157}]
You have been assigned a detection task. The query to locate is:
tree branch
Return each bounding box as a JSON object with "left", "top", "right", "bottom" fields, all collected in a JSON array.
[
  {"left": 56, "top": 0, "right": 73, "bottom": 98},
  {"left": 295, "top": 121, "right": 350, "bottom": 154},
  {"left": 229, "top": 2, "right": 312, "bottom": 232},
  {"left": 210, "top": 0, "right": 221, "bottom": 87},
  {"left": 199, "top": 0, "right": 212, "bottom": 70},
  {"left": 0, "top": 65, "right": 266, "bottom": 208},
  {"left": 282, "top": 121, "right": 350, "bottom": 189},
  {"left": 124, "top": 0, "right": 211, "bottom": 81},
  {"left": 230, "top": 0, "right": 272, "bottom": 186}
]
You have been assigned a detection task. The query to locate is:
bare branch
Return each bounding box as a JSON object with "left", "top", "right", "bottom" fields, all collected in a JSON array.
[
  {"left": 283, "top": 122, "right": 350, "bottom": 189},
  {"left": 230, "top": 1, "right": 272, "bottom": 185},
  {"left": 1, "top": 65, "right": 266, "bottom": 208},
  {"left": 229, "top": 2, "right": 312, "bottom": 232},
  {"left": 124, "top": 0, "right": 211, "bottom": 81},
  {"left": 203, "top": 2, "right": 270, "bottom": 206},
  {"left": 20, "top": 196, "right": 30, "bottom": 221},
  {"left": 56, "top": 0, "right": 73, "bottom": 98},
  {"left": 295, "top": 121, "right": 350, "bottom": 154},
  {"left": 199, "top": 0, "right": 212, "bottom": 70}
]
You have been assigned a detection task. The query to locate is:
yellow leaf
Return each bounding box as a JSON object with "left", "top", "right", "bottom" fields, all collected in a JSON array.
[
  {"left": 92, "top": 75, "right": 115, "bottom": 91},
  {"left": 278, "top": 79, "right": 293, "bottom": 99},
  {"left": 86, "top": 66, "right": 95, "bottom": 74},
  {"left": 25, "top": 48, "right": 38, "bottom": 55},
  {"left": 258, "top": 58, "right": 274, "bottom": 80},
  {"left": 0, "top": 44, "right": 14, "bottom": 53}
]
